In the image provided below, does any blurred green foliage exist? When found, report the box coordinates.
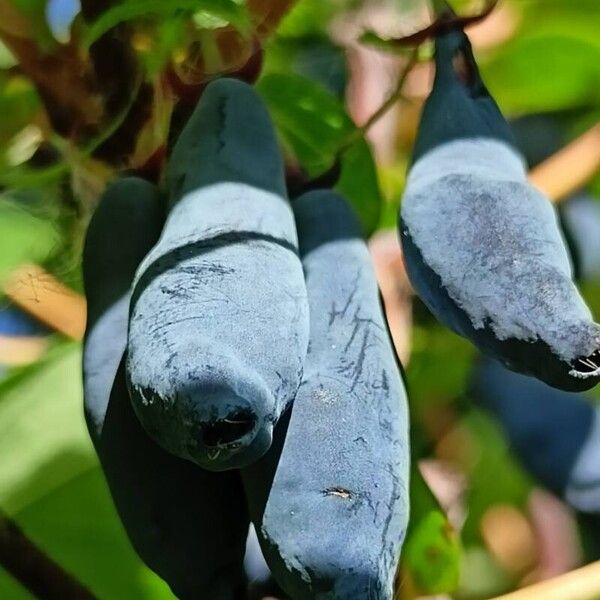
[0,0,599,598]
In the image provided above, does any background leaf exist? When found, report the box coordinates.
[257,72,382,234]
[484,34,600,113]
[0,195,59,290]
[84,0,251,45]
[402,466,461,595]
[0,342,172,598]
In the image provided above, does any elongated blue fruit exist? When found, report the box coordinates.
[243,190,410,599]
[399,27,600,391]
[127,78,309,470]
[472,358,600,514]
[83,178,249,599]
[511,114,600,283]
[560,194,600,283]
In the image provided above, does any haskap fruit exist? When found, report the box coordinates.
[399,23,600,392]
[83,178,249,599]
[472,357,600,514]
[243,189,410,599]
[126,78,309,470]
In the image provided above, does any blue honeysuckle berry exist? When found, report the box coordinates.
[83,178,249,599]
[126,79,310,470]
[472,357,600,515]
[399,28,600,392]
[243,190,410,600]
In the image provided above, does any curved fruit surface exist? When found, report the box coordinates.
[399,29,600,391]
[83,177,249,599]
[472,357,600,514]
[243,189,410,599]
[127,78,309,470]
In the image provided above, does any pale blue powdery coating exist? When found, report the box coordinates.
[83,295,129,435]
[82,178,250,598]
[128,185,308,465]
[402,137,600,363]
[259,190,410,600]
[127,79,309,469]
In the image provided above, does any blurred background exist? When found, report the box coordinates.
[0,0,599,598]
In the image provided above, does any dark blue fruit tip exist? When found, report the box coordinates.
[126,376,275,472]
[83,177,163,324]
[293,189,363,256]
[168,78,286,202]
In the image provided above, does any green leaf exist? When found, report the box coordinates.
[275,0,337,39]
[406,323,476,415]
[0,469,172,599]
[483,34,600,114]
[460,409,532,543]
[0,40,17,69]
[258,73,352,172]
[257,73,382,234]
[0,344,94,514]
[0,76,41,160]
[7,0,56,48]
[336,139,381,235]
[262,37,348,98]
[0,568,35,600]
[84,0,250,46]
[0,195,60,290]
[403,465,461,595]
[458,545,512,598]
[0,343,171,598]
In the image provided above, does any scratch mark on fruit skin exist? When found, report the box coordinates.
[322,487,353,500]
[243,191,408,600]
[131,230,298,309]
[328,271,360,326]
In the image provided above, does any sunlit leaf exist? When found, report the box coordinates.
[0,343,171,598]
[0,40,16,69]
[0,344,93,514]
[0,75,41,159]
[0,195,59,289]
[275,0,337,39]
[257,72,382,234]
[483,34,600,113]
[0,469,172,599]
[84,0,250,46]
[402,465,461,595]
[458,545,512,598]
